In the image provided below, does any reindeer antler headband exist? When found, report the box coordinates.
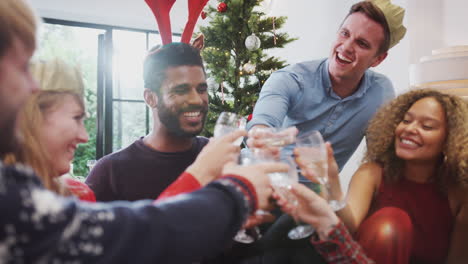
[145,0,210,44]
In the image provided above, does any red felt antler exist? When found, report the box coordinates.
[145,0,210,44]
[181,0,210,43]
[145,0,176,45]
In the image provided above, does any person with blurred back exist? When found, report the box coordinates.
[0,1,286,262]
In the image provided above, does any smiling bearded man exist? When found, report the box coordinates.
[154,61,209,138]
[86,43,210,202]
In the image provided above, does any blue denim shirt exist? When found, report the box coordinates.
[248,59,395,171]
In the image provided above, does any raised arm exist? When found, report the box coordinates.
[275,183,375,264]
[185,130,246,186]
[295,143,380,233]
[336,162,382,233]
[0,163,267,263]
[157,130,246,199]
[247,71,302,130]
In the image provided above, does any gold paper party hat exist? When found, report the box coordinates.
[371,0,407,49]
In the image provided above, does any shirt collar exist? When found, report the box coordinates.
[322,59,371,100]
[353,72,370,99]
[321,59,333,95]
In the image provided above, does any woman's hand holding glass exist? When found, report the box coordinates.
[286,130,346,239]
[295,141,346,211]
[275,183,340,240]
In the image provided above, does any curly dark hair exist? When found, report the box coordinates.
[364,89,468,189]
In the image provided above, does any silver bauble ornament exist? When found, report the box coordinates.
[245,33,261,51]
[253,0,275,15]
[206,77,218,90]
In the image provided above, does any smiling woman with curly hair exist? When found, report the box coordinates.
[365,89,468,188]
[333,89,468,264]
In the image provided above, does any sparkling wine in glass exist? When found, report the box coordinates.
[288,130,328,240]
[213,113,249,243]
[234,149,298,244]
[251,150,298,190]
[242,150,299,213]
[214,112,247,145]
[267,154,299,208]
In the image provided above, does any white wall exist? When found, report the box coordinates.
[443,0,468,46]
[406,0,444,64]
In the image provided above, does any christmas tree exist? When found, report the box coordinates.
[199,0,297,136]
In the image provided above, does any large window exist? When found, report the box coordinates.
[36,19,179,176]
[111,30,181,150]
[35,23,104,176]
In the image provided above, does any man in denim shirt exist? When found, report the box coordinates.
[248,0,406,171]
[243,1,407,263]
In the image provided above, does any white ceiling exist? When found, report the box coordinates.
[29,0,208,33]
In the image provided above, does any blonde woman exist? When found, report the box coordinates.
[5,59,94,201]
[0,0,291,262]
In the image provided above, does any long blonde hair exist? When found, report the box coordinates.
[5,59,85,196]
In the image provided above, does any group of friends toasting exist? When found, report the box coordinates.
[0,0,467,263]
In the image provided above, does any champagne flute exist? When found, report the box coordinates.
[265,153,299,208]
[234,149,299,244]
[87,160,97,172]
[213,112,247,145]
[295,131,346,210]
[288,130,328,240]
[213,112,250,243]
[242,149,299,194]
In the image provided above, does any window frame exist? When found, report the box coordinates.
[42,18,181,159]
